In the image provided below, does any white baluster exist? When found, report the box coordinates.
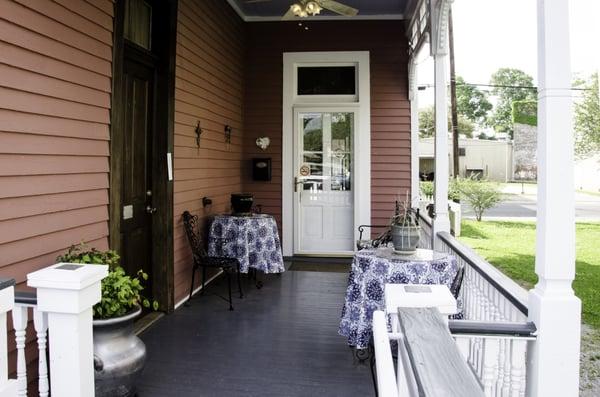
[502,339,512,397]
[11,305,28,397]
[454,336,470,361]
[0,283,17,395]
[510,339,527,397]
[33,309,49,397]
[483,338,500,396]
[496,338,506,395]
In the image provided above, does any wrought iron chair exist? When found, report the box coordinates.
[356,225,392,250]
[182,211,243,310]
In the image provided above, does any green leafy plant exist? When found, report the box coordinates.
[458,178,502,221]
[420,181,434,198]
[420,180,461,202]
[57,243,158,319]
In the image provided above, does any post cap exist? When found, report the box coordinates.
[28,263,108,291]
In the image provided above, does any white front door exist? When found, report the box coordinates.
[294,109,356,254]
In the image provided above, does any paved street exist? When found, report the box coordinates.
[461,184,600,221]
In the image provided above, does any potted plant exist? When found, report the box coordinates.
[57,243,157,397]
[390,196,421,254]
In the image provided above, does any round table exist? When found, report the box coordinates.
[208,214,285,274]
[338,247,458,349]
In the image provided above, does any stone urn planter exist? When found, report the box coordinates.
[391,224,421,253]
[93,306,146,397]
[390,196,421,254]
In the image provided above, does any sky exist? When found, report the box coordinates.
[417,0,600,107]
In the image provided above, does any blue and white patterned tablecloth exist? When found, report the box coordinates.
[208,214,285,274]
[339,248,458,349]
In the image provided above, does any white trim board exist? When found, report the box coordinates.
[224,1,405,22]
[282,51,371,257]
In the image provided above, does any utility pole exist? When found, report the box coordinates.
[449,6,459,178]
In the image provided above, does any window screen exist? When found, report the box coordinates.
[297,66,356,95]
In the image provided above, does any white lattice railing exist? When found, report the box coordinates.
[418,213,433,249]
[437,230,535,396]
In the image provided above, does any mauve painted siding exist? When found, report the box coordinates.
[173,0,246,304]
[243,21,411,232]
[0,0,114,388]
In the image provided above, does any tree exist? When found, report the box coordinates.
[419,106,474,138]
[458,178,503,221]
[489,68,537,137]
[574,73,600,158]
[455,76,492,126]
[419,107,435,138]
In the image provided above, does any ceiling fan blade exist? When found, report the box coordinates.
[282,7,296,20]
[319,0,358,16]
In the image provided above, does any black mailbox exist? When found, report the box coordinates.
[252,158,271,181]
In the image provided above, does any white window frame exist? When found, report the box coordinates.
[295,62,358,103]
[282,51,371,257]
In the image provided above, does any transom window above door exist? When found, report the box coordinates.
[295,64,358,102]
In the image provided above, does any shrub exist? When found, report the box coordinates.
[420,181,434,198]
[57,243,158,319]
[420,179,462,202]
[458,179,502,221]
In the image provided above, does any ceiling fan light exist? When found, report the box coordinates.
[305,1,322,15]
[290,3,303,16]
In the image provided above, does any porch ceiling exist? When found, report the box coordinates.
[228,0,411,20]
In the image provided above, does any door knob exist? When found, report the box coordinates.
[145,205,157,214]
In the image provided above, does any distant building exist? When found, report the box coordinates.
[419,137,513,182]
[575,155,600,192]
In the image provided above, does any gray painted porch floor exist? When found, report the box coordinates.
[137,265,373,396]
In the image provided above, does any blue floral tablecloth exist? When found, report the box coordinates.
[208,214,285,274]
[339,248,458,349]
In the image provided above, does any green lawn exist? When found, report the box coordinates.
[459,220,600,329]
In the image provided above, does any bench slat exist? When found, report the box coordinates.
[398,307,484,397]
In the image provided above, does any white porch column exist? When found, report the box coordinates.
[28,263,108,397]
[409,57,420,204]
[430,0,452,248]
[527,1,581,396]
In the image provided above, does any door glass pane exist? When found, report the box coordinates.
[330,113,353,191]
[125,0,152,50]
[303,114,322,151]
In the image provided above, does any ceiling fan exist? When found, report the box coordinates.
[244,0,359,19]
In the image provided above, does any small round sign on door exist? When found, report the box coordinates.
[299,164,310,177]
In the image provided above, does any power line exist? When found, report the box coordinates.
[418,82,593,91]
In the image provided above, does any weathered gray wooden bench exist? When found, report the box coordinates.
[372,307,484,397]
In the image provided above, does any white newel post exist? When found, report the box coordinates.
[430,0,452,249]
[0,279,17,396]
[409,56,420,205]
[28,263,108,397]
[527,1,582,396]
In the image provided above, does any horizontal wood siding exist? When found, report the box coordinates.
[244,21,411,233]
[0,0,114,389]
[173,0,246,304]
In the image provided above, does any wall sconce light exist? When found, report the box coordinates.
[195,121,202,148]
[224,125,232,144]
[256,137,270,150]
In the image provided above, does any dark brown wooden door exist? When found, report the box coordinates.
[121,56,155,295]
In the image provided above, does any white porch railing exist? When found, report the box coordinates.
[11,292,49,397]
[410,215,537,396]
[1,264,107,397]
